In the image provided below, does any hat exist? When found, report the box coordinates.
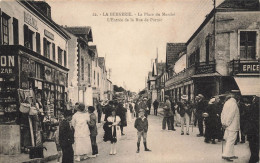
[165,95,169,99]
[181,95,188,100]
[198,94,204,99]
[77,103,85,112]
[208,98,216,104]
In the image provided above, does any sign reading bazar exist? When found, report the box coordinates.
[0,56,15,74]
[240,62,259,73]
[24,12,38,30]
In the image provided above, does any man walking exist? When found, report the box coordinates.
[221,93,240,162]
[97,100,103,123]
[162,95,173,131]
[153,99,159,116]
[196,94,206,137]
[146,98,152,115]
[177,95,191,135]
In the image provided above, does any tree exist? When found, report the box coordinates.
[114,85,125,92]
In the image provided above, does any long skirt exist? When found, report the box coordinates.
[74,137,92,156]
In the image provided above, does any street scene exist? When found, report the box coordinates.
[0,0,259,163]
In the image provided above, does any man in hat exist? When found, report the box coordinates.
[196,94,207,137]
[177,95,191,135]
[96,100,103,123]
[162,95,173,131]
[59,110,74,163]
[134,109,151,153]
[221,93,240,162]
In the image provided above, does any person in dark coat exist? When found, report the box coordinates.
[59,110,74,163]
[196,94,207,137]
[204,98,219,144]
[96,101,103,123]
[104,101,114,122]
[153,99,159,116]
[88,106,98,156]
[146,98,152,115]
[134,99,140,118]
[116,102,127,135]
[162,95,173,131]
[243,96,259,163]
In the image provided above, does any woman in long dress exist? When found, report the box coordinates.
[104,107,121,155]
[71,103,92,161]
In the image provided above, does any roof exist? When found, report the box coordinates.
[21,1,70,40]
[64,26,93,42]
[166,43,186,70]
[98,57,105,68]
[186,0,259,45]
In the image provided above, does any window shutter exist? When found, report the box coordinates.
[52,43,55,61]
[24,24,29,47]
[13,18,19,45]
[0,9,2,45]
[43,37,47,57]
[64,50,67,67]
[36,33,41,54]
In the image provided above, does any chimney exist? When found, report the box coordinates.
[33,1,52,19]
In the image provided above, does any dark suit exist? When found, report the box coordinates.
[59,119,74,163]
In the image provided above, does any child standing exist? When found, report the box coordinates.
[88,106,99,157]
[134,110,151,153]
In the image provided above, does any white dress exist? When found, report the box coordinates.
[71,111,92,155]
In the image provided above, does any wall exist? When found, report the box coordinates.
[0,1,68,67]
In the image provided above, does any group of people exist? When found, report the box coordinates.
[159,92,259,163]
[58,103,99,163]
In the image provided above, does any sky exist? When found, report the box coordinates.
[47,0,224,92]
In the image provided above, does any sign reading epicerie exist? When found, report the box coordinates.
[240,62,259,73]
[0,56,15,74]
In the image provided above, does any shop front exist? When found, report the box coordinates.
[0,45,68,155]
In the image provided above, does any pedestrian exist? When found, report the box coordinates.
[59,110,74,163]
[221,93,240,162]
[170,98,176,131]
[87,106,99,157]
[153,99,159,116]
[146,98,152,115]
[134,110,151,153]
[177,95,191,135]
[139,98,149,118]
[97,100,103,123]
[196,94,207,137]
[243,96,259,163]
[116,101,127,135]
[204,98,219,144]
[134,99,140,118]
[103,107,121,155]
[162,95,173,131]
[71,103,92,161]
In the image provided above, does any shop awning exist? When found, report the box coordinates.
[192,72,221,78]
[234,77,260,96]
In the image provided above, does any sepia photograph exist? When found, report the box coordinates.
[0,0,259,162]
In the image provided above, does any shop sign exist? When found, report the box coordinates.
[44,30,54,40]
[0,55,15,74]
[195,64,215,74]
[239,62,259,73]
[24,12,38,30]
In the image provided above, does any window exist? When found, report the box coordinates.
[58,47,63,65]
[13,18,19,45]
[64,51,67,67]
[81,58,84,80]
[88,63,91,84]
[43,38,50,58]
[2,13,10,45]
[240,31,256,60]
[36,33,41,54]
[52,43,55,61]
[35,62,43,79]
[206,39,210,63]
[24,25,34,50]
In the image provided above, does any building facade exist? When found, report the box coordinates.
[165,0,260,101]
[64,26,94,106]
[0,0,70,154]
